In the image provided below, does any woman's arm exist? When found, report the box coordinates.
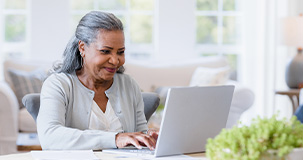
[114,75,156,150]
[131,78,148,132]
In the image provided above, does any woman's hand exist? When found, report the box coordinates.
[115,132,156,150]
[147,128,159,141]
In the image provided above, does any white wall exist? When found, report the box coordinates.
[156,0,196,61]
[30,0,70,61]
[28,0,197,62]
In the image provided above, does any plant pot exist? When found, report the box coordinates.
[287,148,303,160]
[260,150,286,160]
[260,148,303,160]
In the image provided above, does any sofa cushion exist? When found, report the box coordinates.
[7,69,46,109]
[4,59,52,85]
[189,66,230,86]
[124,56,228,92]
[19,108,37,132]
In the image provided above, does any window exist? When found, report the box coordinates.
[0,0,30,59]
[69,0,155,60]
[195,0,242,79]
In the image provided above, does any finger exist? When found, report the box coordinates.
[148,129,159,135]
[147,129,158,141]
[144,133,157,147]
[136,135,155,150]
[150,132,159,141]
[116,133,142,149]
[129,137,143,149]
[145,134,157,147]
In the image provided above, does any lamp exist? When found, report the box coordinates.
[280,15,303,88]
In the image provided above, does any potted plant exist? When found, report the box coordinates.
[206,115,303,160]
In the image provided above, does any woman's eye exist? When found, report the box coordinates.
[118,51,124,55]
[100,50,110,54]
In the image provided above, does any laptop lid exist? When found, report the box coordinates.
[154,85,234,157]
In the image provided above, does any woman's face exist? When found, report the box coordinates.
[79,29,125,81]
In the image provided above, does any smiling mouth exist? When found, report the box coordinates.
[104,67,117,73]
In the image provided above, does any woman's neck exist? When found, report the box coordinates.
[76,69,113,92]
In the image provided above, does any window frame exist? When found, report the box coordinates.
[69,0,156,60]
[0,0,31,59]
[195,0,243,58]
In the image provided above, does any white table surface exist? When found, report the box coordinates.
[0,151,207,160]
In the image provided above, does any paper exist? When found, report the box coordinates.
[31,150,99,160]
[149,154,200,160]
[17,133,40,146]
[101,151,201,160]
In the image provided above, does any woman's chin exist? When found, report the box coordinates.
[94,70,116,81]
[100,74,115,81]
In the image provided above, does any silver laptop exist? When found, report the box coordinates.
[103,85,234,158]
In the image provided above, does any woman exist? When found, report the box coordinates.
[37,11,157,150]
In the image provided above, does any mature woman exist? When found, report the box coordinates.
[37,11,157,150]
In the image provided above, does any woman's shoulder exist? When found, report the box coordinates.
[43,72,74,88]
[45,72,73,82]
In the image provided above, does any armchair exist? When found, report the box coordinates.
[0,82,18,154]
[22,92,160,122]
[0,59,49,155]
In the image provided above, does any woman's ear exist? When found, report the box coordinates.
[78,40,85,56]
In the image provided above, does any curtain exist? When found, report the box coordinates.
[239,0,290,123]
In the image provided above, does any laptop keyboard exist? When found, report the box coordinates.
[128,148,154,155]
[111,146,155,155]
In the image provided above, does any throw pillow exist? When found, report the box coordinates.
[189,66,230,87]
[7,69,47,109]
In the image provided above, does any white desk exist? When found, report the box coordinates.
[0,151,207,160]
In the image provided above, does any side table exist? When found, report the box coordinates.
[275,89,300,114]
[17,133,42,151]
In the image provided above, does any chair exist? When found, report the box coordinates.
[295,89,303,123]
[0,82,18,155]
[22,92,160,122]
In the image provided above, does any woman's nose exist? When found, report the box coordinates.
[109,55,119,65]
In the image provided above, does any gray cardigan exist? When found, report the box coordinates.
[37,72,148,150]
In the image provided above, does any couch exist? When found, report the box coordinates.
[0,56,254,155]
[124,57,255,128]
[0,59,53,155]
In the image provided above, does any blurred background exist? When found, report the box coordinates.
[1,0,303,123]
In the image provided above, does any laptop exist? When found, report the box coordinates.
[103,85,234,158]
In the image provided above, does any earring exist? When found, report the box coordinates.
[80,52,83,68]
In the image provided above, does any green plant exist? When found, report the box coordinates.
[156,104,164,113]
[206,115,303,160]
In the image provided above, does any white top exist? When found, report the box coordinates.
[89,101,123,132]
